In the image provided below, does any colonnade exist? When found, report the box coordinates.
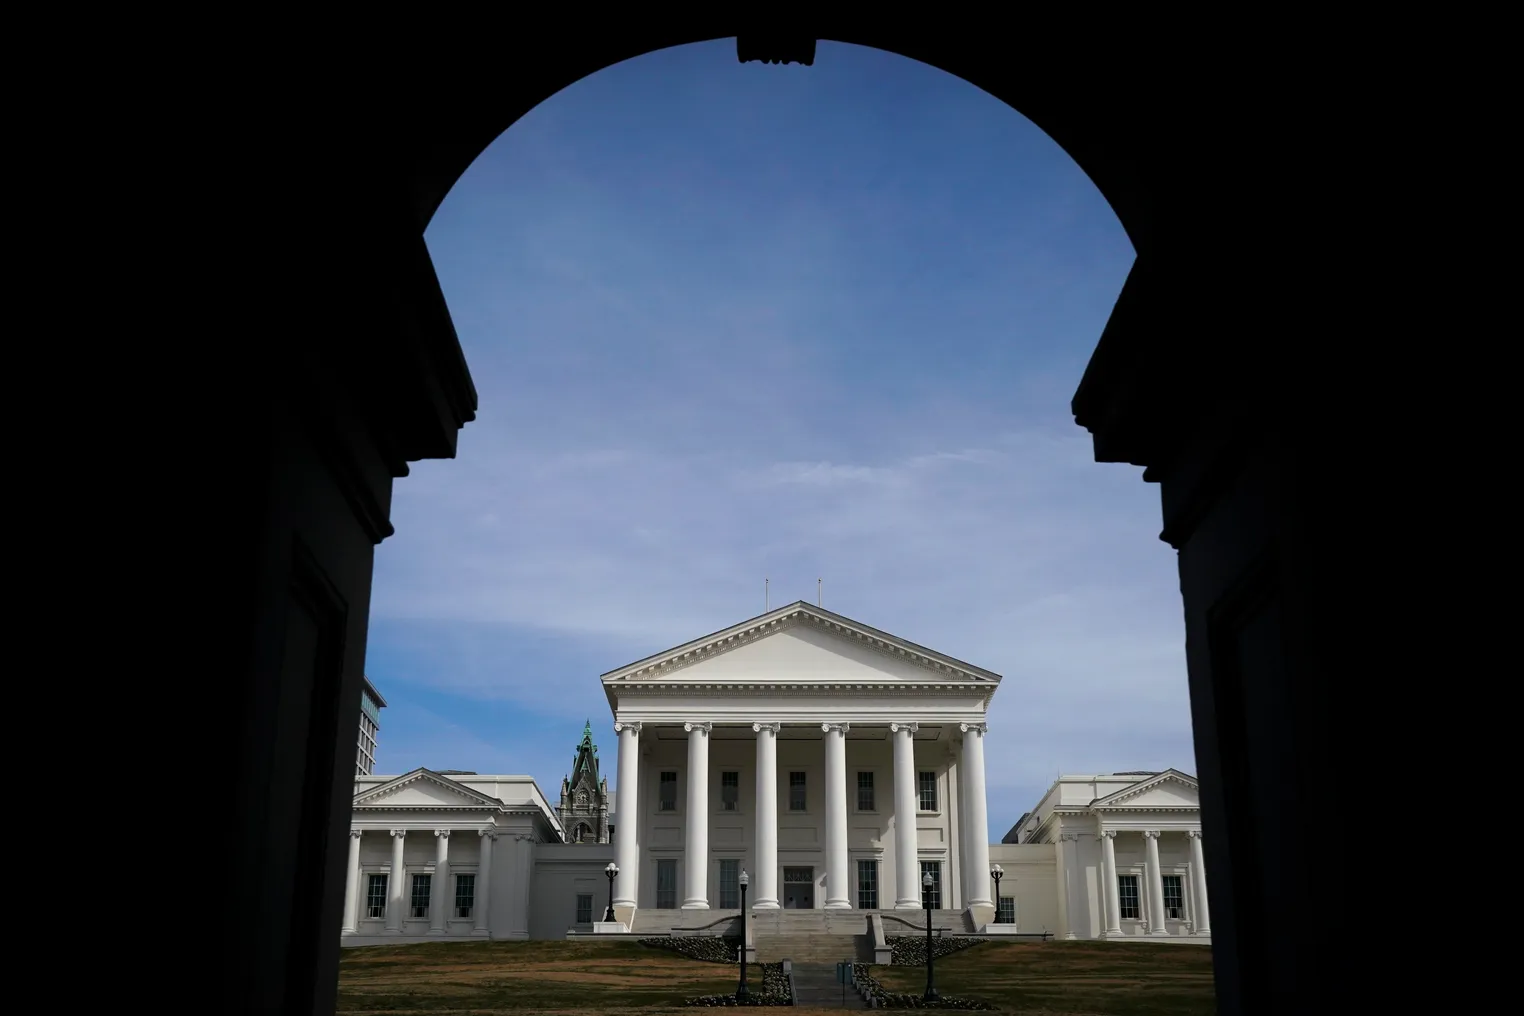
[1098,827,1212,936]
[339,827,495,936]
[611,719,993,912]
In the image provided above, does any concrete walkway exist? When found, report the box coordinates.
[789,962,867,1009]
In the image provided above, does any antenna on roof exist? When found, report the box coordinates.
[765,577,769,611]
[818,577,822,606]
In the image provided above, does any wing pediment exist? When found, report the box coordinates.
[1091,769,1199,811]
[354,768,505,810]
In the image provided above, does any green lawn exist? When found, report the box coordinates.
[872,939,1217,1015]
[336,939,737,1013]
[335,937,1217,1015]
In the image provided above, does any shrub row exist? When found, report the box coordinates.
[684,962,792,1006]
[850,962,997,1010]
[887,936,988,966]
[639,935,742,964]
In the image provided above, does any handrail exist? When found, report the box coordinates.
[878,914,951,936]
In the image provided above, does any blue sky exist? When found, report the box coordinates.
[366,40,1190,837]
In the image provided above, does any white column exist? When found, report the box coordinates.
[613,721,642,909]
[342,829,363,933]
[515,834,535,937]
[958,722,993,907]
[822,722,851,908]
[473,830,493,936]
[387,829,406,932]
[1144,830,1169,935]
[752,722,781,909]
[682,721,712,909]
[1056,833,1077,939]
[1101,830,1122,937]
[890,722,920,909]
[430,829,451,934]
[1188,830,1212,935]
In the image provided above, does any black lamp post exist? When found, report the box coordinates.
[990,864,1004,922]
[737,869,751,1001]
[922,871,939,1002]
[604,861,618,923]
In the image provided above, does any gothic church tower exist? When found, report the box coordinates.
[555,720,610,844]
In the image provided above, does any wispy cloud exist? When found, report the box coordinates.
[366,39,1186,824]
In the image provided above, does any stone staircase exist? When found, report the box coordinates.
[627,908,972,966]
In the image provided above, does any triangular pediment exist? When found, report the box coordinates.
[1091,769,1199,811]
[354,768,505,810]
[601,603,1001,686]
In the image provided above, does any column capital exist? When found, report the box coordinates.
[888,721,918,735]
[820,722,850,734]
[390,829,407,838]
[479,828,496,840]
[751,721,781,734]
[350,829,364,839]
[958,721,988,735]
[1059,833,1080,842]
[435,829,451,839]
[1143,829,1161,840]
[1101,830,1116,841]
[683,721,713,735]
[613,720,643,735]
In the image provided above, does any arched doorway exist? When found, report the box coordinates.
[226,28,1322,1016]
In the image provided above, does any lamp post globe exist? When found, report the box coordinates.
[737,869,751,1000]
[604,862,619,923]
[922,871,939,1001]
[990,864,1004,923]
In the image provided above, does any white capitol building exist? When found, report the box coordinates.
[341,602,1210,946]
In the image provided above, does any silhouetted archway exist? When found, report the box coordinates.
[226,26,1325,1016]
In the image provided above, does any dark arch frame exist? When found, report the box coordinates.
[225,27,1327,1016]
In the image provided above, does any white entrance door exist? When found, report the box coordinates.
[783,866,814,909]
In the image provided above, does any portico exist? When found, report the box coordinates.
[603,602,1001,927]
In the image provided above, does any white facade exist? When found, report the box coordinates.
[340,603,1209,945]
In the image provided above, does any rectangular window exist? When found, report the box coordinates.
[721,771,740,812]
[856,771,875,811]
[917,771,938,812]
[719,859,740,909]
[365,873,388,919]
[454,873,475,919]
[576,893,593,924]
[1117,875,1141,920]
[1162,875,1185,920]
[788,771,807,811]
[656,859,678,909]
[997,896,1016,925]
[919,861,942,909]
[857,859,879,910]
[410,873,432,919]
[659,771,678,811]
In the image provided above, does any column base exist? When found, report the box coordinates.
[824,900,852,909]
[1099,928,1123,939]
[427,928,446,936]
[1149,928,1171,936]
[471,928,490,937]
[681,900,711,910]
[752,900,780,910]
[1064,932,1078,940]
[893,900,921,910]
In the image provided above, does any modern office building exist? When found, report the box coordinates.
[357,676,386,776]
